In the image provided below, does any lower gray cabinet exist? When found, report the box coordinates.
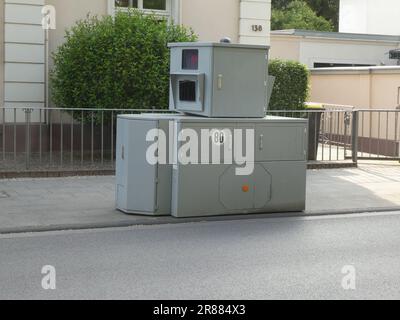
[116,114,308,218]
[116,116,173,216]
[171,162,306,218]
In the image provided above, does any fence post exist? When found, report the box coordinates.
[352,110,359,165]
[24,108,33,170]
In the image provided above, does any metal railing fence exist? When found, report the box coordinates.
[0,107,399,172]
[267,110,355,162]
[355,109,400,161]
[0,107,175,172]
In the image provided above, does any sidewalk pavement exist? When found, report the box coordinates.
[1,162,400,234]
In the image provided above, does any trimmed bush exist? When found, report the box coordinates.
[51,11,197,114]
[268,59,310,111]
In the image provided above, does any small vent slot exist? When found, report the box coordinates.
[179,81,196,102]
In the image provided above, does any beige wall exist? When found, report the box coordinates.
[181,0,240,43]
[0,0,4,113]
[310,73,371,108]
[310,70,400,109]
[46,0,268,49]
[370,74,400,108]
[46,0,108,67]
[45,0,108,107]
[43,0,241,107]
[310,69,400,140]
[270,37,300,61]
[46,0,241,55]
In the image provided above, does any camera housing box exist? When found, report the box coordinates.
[169,42,270,118]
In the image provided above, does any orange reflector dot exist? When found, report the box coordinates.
[242,185,250,193]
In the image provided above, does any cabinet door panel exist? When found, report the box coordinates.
[219,165,255,210]
[256,125,306,161]
[126,120,158,213]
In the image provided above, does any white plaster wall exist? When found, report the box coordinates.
[299,39,399,68]
[340,0,400,36]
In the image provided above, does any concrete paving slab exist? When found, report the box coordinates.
[306,161,400,213]
[0,162,400,234]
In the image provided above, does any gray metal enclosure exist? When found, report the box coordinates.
[169,42,270,118]
[171,117,308,218]
[116,115,175,216]
[116,41,308,218]
[116,114,308,217]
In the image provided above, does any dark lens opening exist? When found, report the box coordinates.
[182,50,199,70]
[179,81,196,102]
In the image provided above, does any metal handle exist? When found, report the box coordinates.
[217,74,223,90]
[121,145,125,160]
[259,134,264,150]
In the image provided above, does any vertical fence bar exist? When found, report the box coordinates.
[361,111,365,158]
[81,110,84,167]
[39,109,42,165]
[310,112,316,161]
[395,111,399,157]
[368,112,372,158]
[340,112,345,160]
[321,112,326,161]
[25,109,32,170]
[49,109,53,166]
[377,112,381,158]
[336,111,340,161]
[91,111,94,165]
[2,108,5,162]
[385,111,389,158]
[101,111,104,166]
[60,111,63,167]
[111,111,114,167]
[71,111,74,167]
[329,112,333,161]
[344,112,349,158]
[14,109,17,166]
[352,110,359,164]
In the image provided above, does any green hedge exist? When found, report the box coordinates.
[51,11,197,113]
[268,59,310,111]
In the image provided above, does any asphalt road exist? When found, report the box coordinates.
[1,211,400,300]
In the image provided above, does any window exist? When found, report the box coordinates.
[143,0,167,10]
[389,49,400,60]
[114,0,169,14]
[115,0,138,8]
[110,0,179,22]
[182,50,199,70]
[314,62,374,68]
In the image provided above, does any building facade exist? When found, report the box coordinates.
[340,0,400,36]
[270,30,400,69]
[0,0,271,115]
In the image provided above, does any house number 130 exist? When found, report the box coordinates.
[252,25,263,32]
